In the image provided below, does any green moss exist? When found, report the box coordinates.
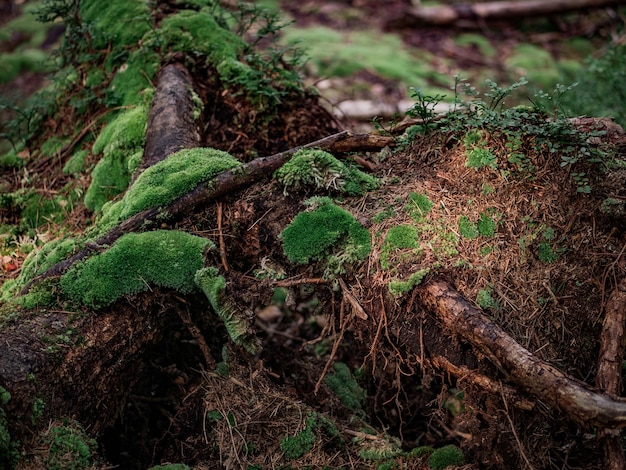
[281,26,450,95]
[280,414,319,459]
[324,362,366,413]
[63,150,88,175]
[453,33,496,57]
[476,288,499,310]
[41,136,67,158]
[428,444,464,470]
[108,49,159,106]
[0,386,18,469]
[85,105,148,211]
[405,192,433,221]
[275,149,380,196]
[80,0,152,50]
[388,268,430,297]
[380,225,419,270]
[41,422,97,470]
[195,267,260,354]
[0,150,24,170]
[158,10,244,64]
[458,216,479,239]
[96,147,241,232]
[477,212,496,237]
[506,43,562,90]
[60,230,211,307]
[407,446,434,458]
[280,199,371,269]
[0,49,52,84]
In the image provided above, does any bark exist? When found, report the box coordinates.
[595,279,626,469]
[389,0,624,27]
[138,63,201,176]
[21,130,393,294]
[419,277,626,428]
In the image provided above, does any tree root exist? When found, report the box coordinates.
[595,278,626,469]
[419,277,626,428]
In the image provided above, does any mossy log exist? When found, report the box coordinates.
[389,0,625,27]
[418,277,626,429]
[137,62,201,176]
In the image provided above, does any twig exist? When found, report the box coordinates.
[338,278,368,320]
[500,385,536,470]
[217,202,229,272]
[274,278,327,287]
[177,306,215,370]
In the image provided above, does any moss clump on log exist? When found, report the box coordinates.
[274,148,380,196]
[60,230,211,307]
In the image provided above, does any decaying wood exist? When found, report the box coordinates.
[419,278,626,428]
[390,0,624,27]
[21,130,392,295]
[595,278,626,469]
[137,63,201,176]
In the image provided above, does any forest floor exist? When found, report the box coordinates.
[1,1,626,470]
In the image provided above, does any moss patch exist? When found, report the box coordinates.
[380,224,420,270]
[281,26,450,95]
[389,268,430,297]
[274,149,380,196]
[195,267,260,354]
[280,198,371,270]
[324,362,366,413]
[60,230,211,307]
[85,105,149,212]
[96,147,241,233]
[428,444,464,470]
[79,0,152,50]
[39,421,97,470]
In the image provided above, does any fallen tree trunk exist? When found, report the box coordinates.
[419,277,626,428]
[390,0,624,27]
[21,130,393,294]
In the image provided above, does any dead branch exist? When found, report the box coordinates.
[21,130,392,295]
[389,0,625,27]
[595,278,626,469]
[419,277,626,429]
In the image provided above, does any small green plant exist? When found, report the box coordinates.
[428,445,464,470]
[0,386,18,469]
[476,288,499,310]
[458,216,479,239]
[477,212,497,237]
[324,362,366,413]
[405,87,446,132]
[41,421,97,470]
[280,414,319,459]
[32,397,45,424]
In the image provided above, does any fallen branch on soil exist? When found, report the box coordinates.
[390,0,624,27]
[21,130,393,295]
[419,277,626,428]
[595,278,626,469]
